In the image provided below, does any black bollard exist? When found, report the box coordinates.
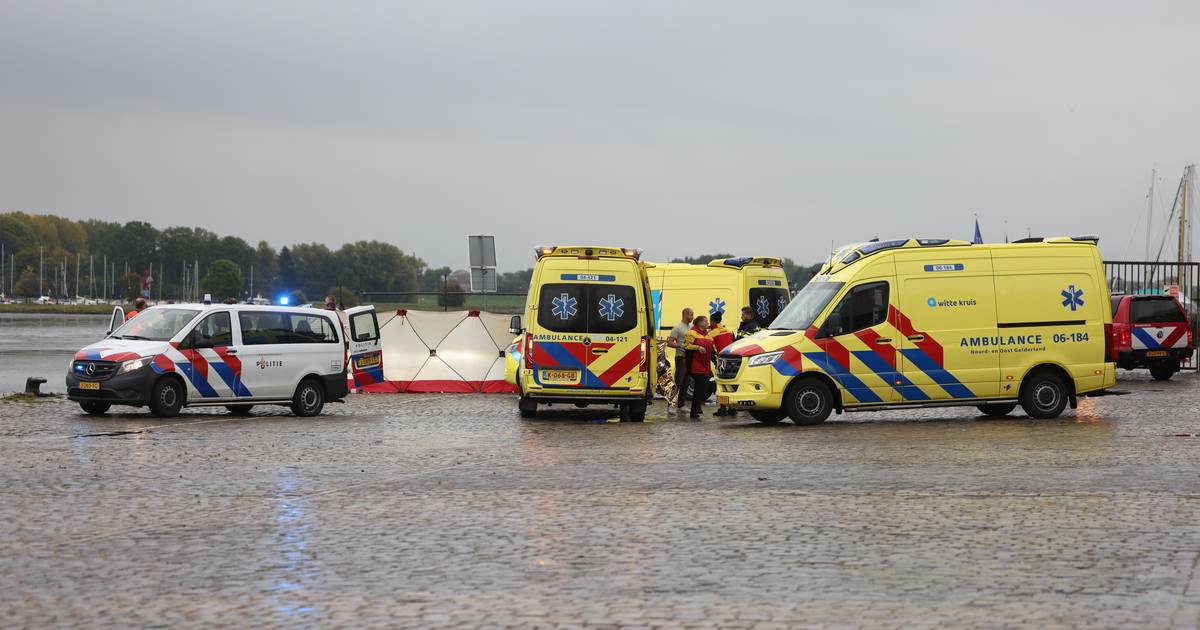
[24,377,47,396]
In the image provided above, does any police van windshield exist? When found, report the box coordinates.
[537,283,638,335]
[768,282,845,331]
[111,308,201,341]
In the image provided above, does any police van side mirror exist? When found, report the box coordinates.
[509,315,523,335]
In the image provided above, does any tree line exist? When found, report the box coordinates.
[0,212,461,302]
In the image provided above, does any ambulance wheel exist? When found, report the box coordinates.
[149,377,185,418]
[291,378,325,417]
[518,396,537,418]
[1019,371,1068,420]
[79,401,111,415]
[748,409,787,424]
[976,403,1017,418]
[783,378,833,426]
[225,405,254,415]
[1149,361,1177,381]
[623,401,647,422]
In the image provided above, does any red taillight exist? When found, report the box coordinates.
[639,335,649,372]
[524,334,534,369]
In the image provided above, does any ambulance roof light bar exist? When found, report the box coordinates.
[621,248,642,260]
[534,246,556,259]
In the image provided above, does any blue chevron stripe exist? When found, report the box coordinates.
[851,350,930,401]
[899,349,974,399]
[803,352,883,404]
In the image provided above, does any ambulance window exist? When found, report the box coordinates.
[537,284,588,333]
[748,288,791,328]
[821,282,889,337]
[588,285,637,335]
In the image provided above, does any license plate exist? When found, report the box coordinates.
[1147,350,1168,357]
[717,395,730,405]
[79,381,100,391]
[540,369,580,384]
[355,354,381,369]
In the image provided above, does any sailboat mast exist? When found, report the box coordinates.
[1145,168,1156,259]
[1180,165,1194,285]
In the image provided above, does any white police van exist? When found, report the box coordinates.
[67,301,383,417]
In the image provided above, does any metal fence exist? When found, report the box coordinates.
[1104,260,1199,371]
[356,291,526,313]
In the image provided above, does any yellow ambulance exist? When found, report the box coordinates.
[716,237,1116,424]
[508,246,658,421]
[646,257,791,339]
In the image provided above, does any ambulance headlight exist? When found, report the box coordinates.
[118,357,152,375]
[746,351,784,367]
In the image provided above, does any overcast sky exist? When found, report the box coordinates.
[2,1,1198,270]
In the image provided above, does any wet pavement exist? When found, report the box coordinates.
[2,372,1199,628]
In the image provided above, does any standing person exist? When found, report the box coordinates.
[324,295,350,339]
[707,312,736,416]
[737,305,760,338]
[125,297,147,322]
[666,307,694,411]
[686,315,714,419]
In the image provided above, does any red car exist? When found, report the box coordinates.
[1109,294,1195,380]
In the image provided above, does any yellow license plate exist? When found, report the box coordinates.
[355,354,381,368]
[79,381,101,390]
[717,395,730,405]
[1146,350,1168,357]
[540,369,580,384]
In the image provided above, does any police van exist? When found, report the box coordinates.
[716,237,1116,424]
[67,301,382,417]
[508,246,657,421]
[646,257,791,339]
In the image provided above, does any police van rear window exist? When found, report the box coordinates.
[537,283,638,334]
[1130,297,1186,324]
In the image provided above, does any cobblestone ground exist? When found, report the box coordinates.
[2,372,1199,628]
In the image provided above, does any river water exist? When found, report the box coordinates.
[0,314,111,393]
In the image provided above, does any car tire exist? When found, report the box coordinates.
[149,377,185,418]
[79,401,111,415]
[518,396,537,418]
[225,405,254,415]
[1149,361,1177,381]
[783,378,834,426]
[625,401,647,422]
[1019,371,1068,420]
[748,409,788,424]
[290,378,325,417]
[976,403,1017,418]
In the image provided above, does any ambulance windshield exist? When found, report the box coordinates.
[111,308,201,341]
[768,282,844,331]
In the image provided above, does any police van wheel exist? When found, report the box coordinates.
[291,378,325,417]
[225,405,254,415]
[784,378,833,426]
[748,409,787,424]
[149,378,185,418]
[1019,372,1068,420]
[518,396,537,418]
[976,403,1017,418]
[79,401,111,415]
[1149,361,1177,381]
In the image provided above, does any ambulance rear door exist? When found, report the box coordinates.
[345,305,384,389]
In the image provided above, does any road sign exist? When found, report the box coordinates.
[471,268,497,293]
[468,235,497,293]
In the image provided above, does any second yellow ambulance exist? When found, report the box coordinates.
[647,257,791,337]
[716,237,1116,424]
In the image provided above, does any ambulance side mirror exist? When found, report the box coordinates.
[509,315,523,335]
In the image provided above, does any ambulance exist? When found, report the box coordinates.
[716,237,1116,424]
[66,301,383,418]
[647,257,791,338]
[508,245,657,421]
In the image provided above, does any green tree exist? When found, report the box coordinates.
[419,266,453,292]
[276,246,299,294]
[289,242,337,298]
[14,268,38,297]
[437,281,466,308]
[497,269,533,293]
[120,271,143,302]
[200,259,243,300]
[253,240,278,295]
[669,253,735,265]
[327,286,360,308]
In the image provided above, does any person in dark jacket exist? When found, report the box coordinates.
[737,305,760,338]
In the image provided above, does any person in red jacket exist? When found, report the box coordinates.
[687,315,715,419]
[707,312,736,416]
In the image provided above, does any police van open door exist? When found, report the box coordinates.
[345,306,384,389]
[107,306,125,336]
